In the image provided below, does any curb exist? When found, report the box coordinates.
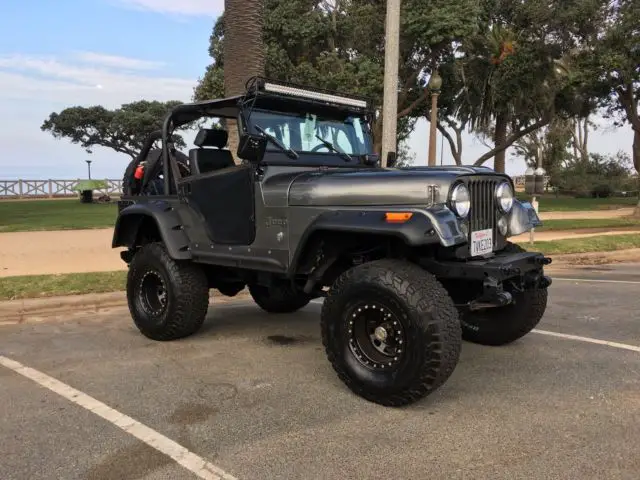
[0,289,252,325]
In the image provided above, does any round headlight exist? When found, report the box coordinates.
[496,181,514,213]
[450,183,470,218]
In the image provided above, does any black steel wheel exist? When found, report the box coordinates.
[346,300,406,371]
[127,242,209,341]
[137,270,169,317]
[321,259,462,407]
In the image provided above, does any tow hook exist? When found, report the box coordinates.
[534,256,553,266]
[465,275,514,311]
[468,291,513,311]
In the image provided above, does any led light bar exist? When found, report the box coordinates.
[263,81,368,109]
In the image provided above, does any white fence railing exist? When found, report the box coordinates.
[0,179,123,199]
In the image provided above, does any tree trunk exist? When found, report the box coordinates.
[633,128,640,217]
[493,112,508,173]
[224,0,265,163]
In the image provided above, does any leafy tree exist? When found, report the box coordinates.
[555,151,633,197]
[195,0,605,171]
[41,100,185,159]
[555,150,634,198]
[512,116,575,186]
[194,0,481,154]
[447,0,600,172]
[574,0,640,213]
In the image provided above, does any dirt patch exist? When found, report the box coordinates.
[538,208,635,220]
[548,248,640,266]
[512,228,640,243]
[0,229,125,277]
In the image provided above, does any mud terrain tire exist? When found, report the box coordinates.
[321,259,462,407]
[127,242,209,341]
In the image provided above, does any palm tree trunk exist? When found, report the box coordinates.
[493,112,508,173]
[224,0,265,163]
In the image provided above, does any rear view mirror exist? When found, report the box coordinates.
[238,133,267,163]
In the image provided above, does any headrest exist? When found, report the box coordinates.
[194,129,228,149]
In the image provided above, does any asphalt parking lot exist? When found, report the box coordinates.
[1,263,639,480]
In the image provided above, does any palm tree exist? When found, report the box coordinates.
[223,0,266,162]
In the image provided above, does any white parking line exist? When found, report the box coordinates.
[0,355,238,480]
[553,278,640,285]
[532,330,640,353]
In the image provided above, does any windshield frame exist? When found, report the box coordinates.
[241,98,376,168]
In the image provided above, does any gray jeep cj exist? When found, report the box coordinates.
[113,77,552,407]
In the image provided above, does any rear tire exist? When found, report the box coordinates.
[321,259,462,407]
[248,283,312,313]
[459,242,549,346]
[127,242,209,341]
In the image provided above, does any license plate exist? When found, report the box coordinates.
[470,229,493,257]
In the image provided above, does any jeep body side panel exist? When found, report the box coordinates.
[112,200,192,260]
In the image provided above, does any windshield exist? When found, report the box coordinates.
[248,109,373,156]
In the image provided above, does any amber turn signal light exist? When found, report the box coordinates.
[384,212,413,223]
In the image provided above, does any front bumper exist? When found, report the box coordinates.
[421,250,552,310]
[422,250,552,282]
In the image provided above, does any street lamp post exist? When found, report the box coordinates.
[85,160,92,180]
[427,70,442,167]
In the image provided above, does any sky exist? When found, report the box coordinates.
[0,0,634,181]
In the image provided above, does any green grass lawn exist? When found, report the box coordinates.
[0,199,118,232]
[524,233,640,255]
[537,217,640,231]
[0,271,126,301]
[516,194,638,212]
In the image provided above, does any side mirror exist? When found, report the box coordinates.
[359,153,380,166]
[386,151,397,168]
[238,133,267,164]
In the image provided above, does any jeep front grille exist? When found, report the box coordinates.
[467,178,498,244]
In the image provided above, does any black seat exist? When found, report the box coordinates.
[188,129,235,175]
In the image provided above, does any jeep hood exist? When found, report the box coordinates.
[287,166,497,207]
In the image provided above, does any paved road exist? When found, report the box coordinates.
[1,264,639,479]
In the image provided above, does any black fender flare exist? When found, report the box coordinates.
[112,201,192,260]
[288,209,444,275]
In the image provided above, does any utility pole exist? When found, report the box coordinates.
[427,70,442,166]
[380,0,400,167]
